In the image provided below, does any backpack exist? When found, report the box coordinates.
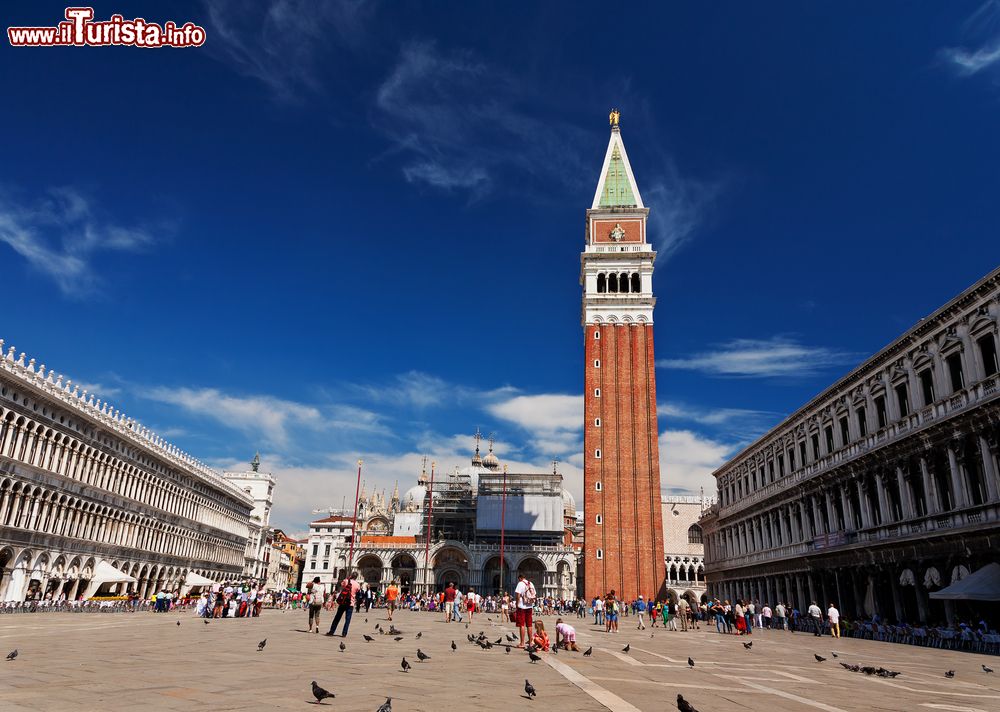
[335,581,351,606]
[522,581,537,607]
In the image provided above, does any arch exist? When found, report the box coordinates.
[687,524,703,544]
[596,273,606,293]
[630,272,641,293]
[432,544,470,590]
[608,273,618,293]
[390,553,417,590]
[355,554,383,587]
[482,555,513,594]
[619,272,629,292]
[515,556,545,594]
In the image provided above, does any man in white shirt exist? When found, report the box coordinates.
[807,601,823,636]
[827,602,840,638]
[453,587,464,623]
[514,573,536,648]
[775,602,787,630]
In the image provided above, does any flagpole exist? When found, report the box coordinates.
[347,459,363,575]
[424,461,436,595]
[500,464,508,594]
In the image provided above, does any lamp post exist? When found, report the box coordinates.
[347,459,363,575]
[424,461,436,595]
[499,464,508,594]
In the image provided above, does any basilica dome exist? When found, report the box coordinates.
[561,488,576,514]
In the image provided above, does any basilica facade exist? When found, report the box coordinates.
[304,438,580,599]
[0,340,254,601]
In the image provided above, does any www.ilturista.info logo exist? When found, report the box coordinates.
[7,7,206,48]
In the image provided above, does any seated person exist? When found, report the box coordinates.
[532,620,550,651]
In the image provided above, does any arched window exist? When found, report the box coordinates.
[608,273,618,293]
[620,273,629,292]
[631,273,641,293]
[596,273,606,293]
[687,524,703,544]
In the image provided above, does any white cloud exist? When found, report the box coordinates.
[374,41,591,198]
[203,0,373,100]
[140,386,384,447]
[644,171,722,260]
[0,187,154,297]
[487,393,582,458]
[657,336,857,378]
[659,429,733,497]
[941,1,1000,76]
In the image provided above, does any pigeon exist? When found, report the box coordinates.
[485,641,494,650]
[743,642,752,650]
[376,698,392,712]
[401,657,411,672]
[363,635,375,642]
[984,664,994,673]
[839,662,853,671]
[394,636,404,642]
[6,650,17,661]
[506,645,511,654]
[622,643,630,653]
[311,681,336,703]
[416,648,430,662]
[815,654,826,662]
[451,640,457,652]
[676,694,698,712]
[831,652,838,658]
[687,657,695,668]
[887,671,901,678]
[466,623,470,629]
[945,670,955,678]
[258,639,267,652]
[339,641,346,653]
[495,637,503,645]
[525,679,536,699]
[176,621,181,626]
[528,651,542,663]
[552,645,557,655]
[861,666,876,676]
[583,646,593,657]
[416,632,422,640]
[365,618,369,623]
[204,620,210,625]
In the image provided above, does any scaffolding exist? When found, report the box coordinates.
[421,466,478,544]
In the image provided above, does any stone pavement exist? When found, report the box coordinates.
[1,609,999,711]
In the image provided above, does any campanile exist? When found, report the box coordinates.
[581,110,665,601]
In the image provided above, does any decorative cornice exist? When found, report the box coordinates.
[0,337,252,503]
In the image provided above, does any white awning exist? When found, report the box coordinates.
[184,572,215,587]
[930,563,1000,602]
[91,561,136,585]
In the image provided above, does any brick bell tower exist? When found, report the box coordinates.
[581,109,666,602]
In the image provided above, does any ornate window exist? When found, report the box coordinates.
[596,273,607,293]
[631,273,641,293]
[687,525,703,544]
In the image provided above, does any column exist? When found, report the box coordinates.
[812,495,825,536]
[875,472,891,522]
[896,466,915,519]
[920,456,940,514]
[889,570,904,623]
[856,480,872,528]
[946,445,968,510]
[978,435,999,503]
[840,486,853,530]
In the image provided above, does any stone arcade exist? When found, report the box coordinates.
[0,341,254,601]
[701,267,1000,623]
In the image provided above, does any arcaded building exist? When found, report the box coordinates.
[0,340,254,601]
[701,267,1000,623]
[662,495,709,604]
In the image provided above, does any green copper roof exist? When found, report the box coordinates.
[598,144,637,207]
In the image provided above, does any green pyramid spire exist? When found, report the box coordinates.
[598,144,637,207]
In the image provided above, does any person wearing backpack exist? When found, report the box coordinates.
[326,572,361,638]
[305,577,324,634]
[514,573,537,648]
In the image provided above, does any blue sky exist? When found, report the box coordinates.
[2,1,999,533]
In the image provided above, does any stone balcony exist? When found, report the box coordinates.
[719,373,1000,519]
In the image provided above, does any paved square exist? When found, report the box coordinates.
[1,610,998,712]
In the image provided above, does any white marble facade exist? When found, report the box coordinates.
[0,341,254,601]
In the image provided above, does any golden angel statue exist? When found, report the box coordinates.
[609,108,621,128]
